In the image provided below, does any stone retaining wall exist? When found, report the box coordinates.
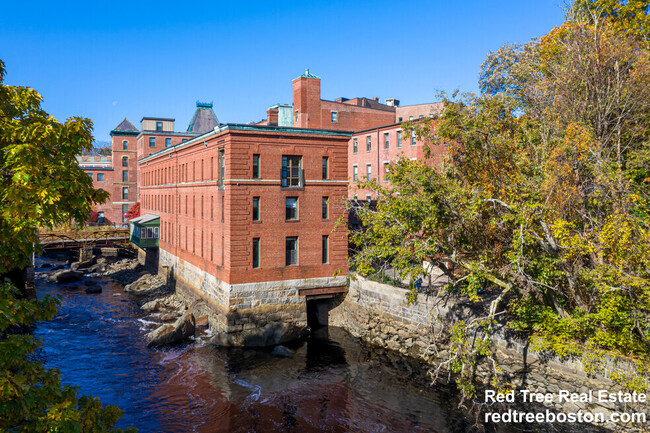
[329,276,648,432]
[147,247,346,346]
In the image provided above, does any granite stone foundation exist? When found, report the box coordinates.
[329,275,648,432]
[143,247,345,346]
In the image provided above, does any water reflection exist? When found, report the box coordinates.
[36,260,592,433]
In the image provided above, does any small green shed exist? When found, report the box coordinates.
[129,213,160,248]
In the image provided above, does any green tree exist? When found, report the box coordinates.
[0,60,108,275]
[350,4,650,403]
[0,60,133,432]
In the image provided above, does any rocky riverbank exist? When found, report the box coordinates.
[41,254,209,347]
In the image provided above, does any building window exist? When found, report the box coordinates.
[252,238,260,268]
[97,173,104,182]
[411,131,416,146]
[252,197,260,221]
[285,197,298,220]
[122,156,128,167]
[122,204,129,223]
[322,235,328,264]
[122,140,128,150]
[295,110,299,122]
[122,170,128,182]
[252,154,260,179]
[366,163,372,180]
[322,156,328,180]
[384,133,389,149]
[156,121,163,132]
[281,155,302,187]
[149,137,156,147]
[398,117,403,122]
[165,137,172,147]
[87,173,93,180]
[366,136,371,152]
[353,165,358,182]
[219,149,225,187]
[384,162,390,180]
[331,111,337,123]
[397,130,402,148]
[409,116,414,121]
[419,115,424,119]
[352,138,358,154]
[322,197,328,219]
[286,237,298,266]
[122,187,129,200]
[366,194,372,202]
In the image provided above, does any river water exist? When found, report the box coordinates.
[33,261,531,433]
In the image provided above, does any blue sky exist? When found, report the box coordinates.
[1,1,566,143]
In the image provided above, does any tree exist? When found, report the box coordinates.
[349,4,650,403]
[0,60,109,275]
[0,60,133,432]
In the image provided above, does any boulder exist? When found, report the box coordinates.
[213,322,309,347]
[55,270,83,284]
[146,310,195,347]
[140,300,161,312]
[193,302,211,327]
[70,257,95,271]
[125,273,163,294]
[86,263,106,274]
[39,263,53,269]
[271,345,294,358]
[85,285,102,294]
[96,257,108,265]
[160,313,179,322]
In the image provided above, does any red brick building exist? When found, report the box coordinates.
[79,103,219,225]
[348,118,448,200]
[138,124,350,345]
[292,69,397,131]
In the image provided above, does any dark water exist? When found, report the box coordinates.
[33,260,529,433]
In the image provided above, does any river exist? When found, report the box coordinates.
[33,260,535,433]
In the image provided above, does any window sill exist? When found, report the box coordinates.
[281,187,304,191]
[285,219,300,223]
[253,220,262,224]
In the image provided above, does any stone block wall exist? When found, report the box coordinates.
[329,276,648,431]
[155,246,345,346]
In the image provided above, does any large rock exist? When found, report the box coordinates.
[85,285,102,294]
[55,270,84,284]
[192,302,211,327]
[146,310,195,347]
[271,345,294,358]
[140,300,161,312]
[125,273,164,295]
[86,263,107,274]
[70,257,96,271]
[213,322,308,347]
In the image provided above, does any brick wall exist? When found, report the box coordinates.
[348,120,448,199]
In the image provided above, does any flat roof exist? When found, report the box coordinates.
[139,123,352,163]
[130,213,160,224]
[140,117,175,122]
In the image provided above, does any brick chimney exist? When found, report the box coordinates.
[267,107,279,126]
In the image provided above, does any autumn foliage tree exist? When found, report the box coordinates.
[0,60,134,432]
[350,2,650,401]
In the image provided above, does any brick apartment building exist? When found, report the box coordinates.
[348,108,448,201]
[80,102,219,224]
[137,123,350,344]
